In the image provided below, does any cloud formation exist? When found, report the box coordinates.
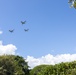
[0,31,3,34]
[26,54,76,68]
[0,41,17,55]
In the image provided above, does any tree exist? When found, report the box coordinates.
[0,55,29,75]
[68,0,76,9]
[30,65,48,75]
[30,61,76,75]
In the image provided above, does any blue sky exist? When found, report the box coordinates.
[0,0,76,59]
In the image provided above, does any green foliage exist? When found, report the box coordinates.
[30,61,76,75]
[0,55,29,75]
[30,65,49,75]
[1,55,76,75]
[68,0,76,9]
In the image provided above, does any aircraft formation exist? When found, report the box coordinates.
[9,21,29,33]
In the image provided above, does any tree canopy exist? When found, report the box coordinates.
[0,55,29,75]
[30,61,76,75]
[1,55,76,75]
[68,0,76,9]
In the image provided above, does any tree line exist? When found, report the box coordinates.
[30,61,76,75]
[0,55,76,75]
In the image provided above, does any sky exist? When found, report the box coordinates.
[0,0,76,68]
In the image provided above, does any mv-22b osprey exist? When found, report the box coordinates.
[21,21,26,25]
[9,29,14,33]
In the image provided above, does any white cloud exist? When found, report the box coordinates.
[0,31,3,34]
[26,54,76,69]
[0,41,17,55]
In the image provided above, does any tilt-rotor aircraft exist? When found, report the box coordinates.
[24,29,29,32]
[9,29,14,33]
[21,21,26,25]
